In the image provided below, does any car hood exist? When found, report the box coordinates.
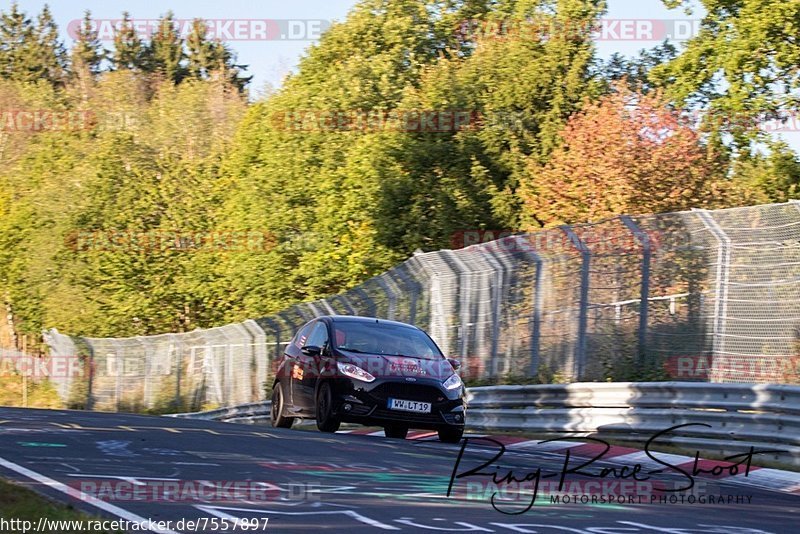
[337,352,454,380]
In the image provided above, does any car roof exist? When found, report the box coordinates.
[320,315,421,330]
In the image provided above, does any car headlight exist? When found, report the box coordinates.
[337,362,376,383]
[443,373,463,390]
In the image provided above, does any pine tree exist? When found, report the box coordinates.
[0,3,66,85]
[186,19,214,79]
[111,12,147,72]
[148,12,186,84]
[186,19,250,92]
[32,4,67,85]
[70,10,104,102]
[0,3,34,81]
[205,40,250,93]
[71,11,103,77]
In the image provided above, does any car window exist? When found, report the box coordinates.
[293,322,315,349]
[333,322,443,360]
[306,321,329,348]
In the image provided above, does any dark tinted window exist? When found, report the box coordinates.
[306,321,329,348]
[293,322,314,349]
[332,322,443,360]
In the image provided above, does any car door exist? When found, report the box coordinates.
[295,320,330,411]
[287,321,314,411]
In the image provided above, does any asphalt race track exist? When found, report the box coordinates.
[0,407,798,533]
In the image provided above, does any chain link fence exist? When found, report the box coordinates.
[43,201,800,411]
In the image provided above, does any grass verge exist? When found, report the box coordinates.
[0,478,123,533]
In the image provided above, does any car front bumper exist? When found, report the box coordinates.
[329,376,466,429]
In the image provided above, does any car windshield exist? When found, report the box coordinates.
[333,322,443,360]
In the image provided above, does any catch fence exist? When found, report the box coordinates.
[43,201,800,410]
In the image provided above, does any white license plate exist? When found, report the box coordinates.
[388,398,432,413]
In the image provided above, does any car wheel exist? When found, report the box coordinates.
[271,382,295,429]
[384,425,409,439]
[316,382,341,433]
[438,426,464,443]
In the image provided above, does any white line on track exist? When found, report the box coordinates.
[0,455,180,534]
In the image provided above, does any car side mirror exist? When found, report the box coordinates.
[302,345,322,357]
[447,358,461,370]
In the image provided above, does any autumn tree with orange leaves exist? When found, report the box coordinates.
[520,86,741,228]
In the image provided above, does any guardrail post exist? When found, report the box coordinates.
[561,225,590,379]
[620,216,652,365]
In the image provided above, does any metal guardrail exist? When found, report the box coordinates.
[168,401,272,424]
[169,382,800,468]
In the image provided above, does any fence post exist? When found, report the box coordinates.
[354,288,377,317]
[696,210,732,374]
[375,275,398,320]
[479,251,504,377]
[173,336,182,410]
[331,294,357,315]
[520,238,543,377]
[261,317,284,363]
[620,215,652,365]
[446,252,472,375]
[392,265,420,325]
[561,225,591,380]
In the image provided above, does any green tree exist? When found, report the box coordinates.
[652,0,800,146]
[111,12,147,72]
[32,4,66,85]
[186,19,214,79]
[215,0,604,319]
[0,3,66,86]
[185,18,250,91]
[733,141,800,203]
[148,12,186,84]
[598,42,678,93]
[71,11,104,77]
[0,3,34,81]
[70,10,104,103]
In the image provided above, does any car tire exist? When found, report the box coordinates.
[316,382,341,433]
[437,426,464,443]
[271,382,295,429]
[384,425,409,439]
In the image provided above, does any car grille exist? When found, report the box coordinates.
[371,383,444,403]
[371,408,445,424]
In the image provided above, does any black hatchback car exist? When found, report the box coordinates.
[270,316,466,442]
